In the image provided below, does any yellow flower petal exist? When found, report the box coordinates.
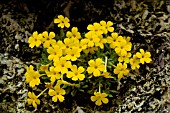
[54,18,60,23]
[107,21,113,26]
[35,99,40,105]
[29,80,36,87]
[66,72,73,78]
[145,58,152,63]
[87,24,94,30]
[91,96,97,102]
[58,95,65,102]
[78,66,85,73]
[58,15,64,19]
[136,52,142,58]
[123,69,129,75]
[98,65,105,71]
[140,58,145,64]
[101,93,108,97]
[32,101,37,108]
[140,49,144,54]
[95,58,102,66]
[145,52,151,57]
[100,20,106,25]
[108,27,114,32]
[27,99,33,105]
[93,69,100,76]
[49,32,55,38]
[48,89,56,96]
[114,68,119,74]
[52,95,58,102]
[102,98,109,104]
[60,89,66,95]
[65,23,70,28]
[72,76,78,81]
[78,74,85,80]
[42,31,48,38]
[95,100,102,106]
[33,31,38,37]
[118,73,123,79]
[87,67,94,74]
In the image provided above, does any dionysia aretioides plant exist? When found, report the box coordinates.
[25,15,152,108]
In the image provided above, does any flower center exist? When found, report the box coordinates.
[94,66,98,69]
[75,72,78,76]
[61,64,64,67]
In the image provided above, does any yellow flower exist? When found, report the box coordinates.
[102,72,114,78]
[67,65,85,81]
[47,44,62,61]
[106,32,119,49]
[47,66,61,83]
[66,27,81,39]
[91,92,109,106]
[87,58,105,77]
[54,15,70,28]
[63,38,75,51]
[129,55,140,70]
[100,20,114,34]
[136,49,152,64]
[87,22,103,36]
[39,64,49,74]
[95,35,107,49]
[56,40,66,50]
[25,65,42,87]
[106,32,118,43]
[85,32,100,47]
[77,39,88,52]
[118,52,132,63]
[48,85,66,102]
[63,38,80,52]
[114,63,129,79]
[114,37,132,56]
[65,47,81,61]
[124,36,131,42]
[42,31,56,48]
[83,46,98,54]
[27,92,40,109]
[28,31,43,48]
[53,57,72,74]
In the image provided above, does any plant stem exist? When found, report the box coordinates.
[99,81,101,93]
[104,56,108,72]
[37,88,48,98]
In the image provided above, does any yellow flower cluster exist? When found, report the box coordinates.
[106,33,152,79]
[25,15,152,108]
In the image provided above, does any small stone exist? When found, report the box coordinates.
[15,44,19,50]
[17,68,25,75]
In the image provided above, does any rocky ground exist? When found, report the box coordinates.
[0,0,170,113]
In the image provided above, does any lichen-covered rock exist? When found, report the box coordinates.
[115,35,170,112]
[0,53,36,113]
[0,1,42,61]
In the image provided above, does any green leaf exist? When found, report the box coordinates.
[82,85,88,89]
[87,90,93,94]
[66,87,71,94]
[71,89,77,97]
[110,90,117,93]
[108,94,113,97]
[79,89,84,92]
